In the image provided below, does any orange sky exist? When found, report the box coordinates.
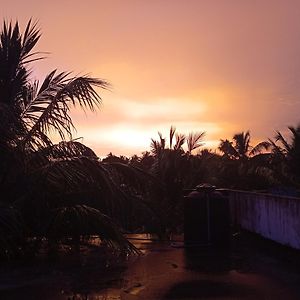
[3,0,300,157]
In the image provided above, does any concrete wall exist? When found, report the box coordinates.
[224,190,300,250]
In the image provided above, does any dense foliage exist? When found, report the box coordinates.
[103,127,300,236]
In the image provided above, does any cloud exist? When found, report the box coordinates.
[3,0,300,156]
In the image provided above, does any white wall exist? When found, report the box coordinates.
[225,190,300,250]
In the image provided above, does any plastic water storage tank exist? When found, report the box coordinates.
[184,183,230,247]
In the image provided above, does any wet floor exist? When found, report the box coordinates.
[1,234,300,299]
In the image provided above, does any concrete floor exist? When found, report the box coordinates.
[1,233,300,299]
[119,235,300,300]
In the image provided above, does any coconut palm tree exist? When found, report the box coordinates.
[147,127,206,235]
[219,131,269,160]
[268,125,300,186]
[0,20,138,257]
[218,131,273,189]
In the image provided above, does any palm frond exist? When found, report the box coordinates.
[187,131,205,153]
[20,19,41,62]
[288,126,300,147]
[150,139,160,156]
[174,133,185,151]
[169,125,176,149]
[219,139,239,158]
[36,156,106,192]
[0,20,42,106]
[249,141,271,156]
[31,155,141,223]
[268,138,285,155]
[107,161,162,189]
[48,205,139,254]
[41,139,98,159]
[150,131,167,157]
[157,131,165,149]
[21,71,110,148]
[233,131,250,158]
[275,130,291,152]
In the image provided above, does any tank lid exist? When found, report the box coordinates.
[196,183,216,193]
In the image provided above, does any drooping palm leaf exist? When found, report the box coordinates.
[29,153,142,223]
[21,71,110,149]
[249,141,271,156]
[48,205,139,254]
[41,139,98,159]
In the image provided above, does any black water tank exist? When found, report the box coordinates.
[184,184,230,247]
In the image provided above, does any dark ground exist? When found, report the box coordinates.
[1,232,300,299]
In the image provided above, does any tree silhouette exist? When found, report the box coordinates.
[219,131,269,160]
[268,125,300,186]
[147,127,206,235]
[218,131,273,189]
[0,20,137,257]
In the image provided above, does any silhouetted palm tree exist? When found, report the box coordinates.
[219,131,269,160]
[218,131,273,189]
[147,127,206,235]
[0,20,137,257]
[268,125,300,185]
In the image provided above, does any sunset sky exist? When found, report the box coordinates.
[2,0,300,157]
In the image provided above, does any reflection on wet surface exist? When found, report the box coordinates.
[1,234,300,299]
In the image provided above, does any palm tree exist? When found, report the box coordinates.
[219,131,269,160]
[218,131,273,189]
[268,125,300,185]
[147,127,206,236]
[0,20,138,257]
